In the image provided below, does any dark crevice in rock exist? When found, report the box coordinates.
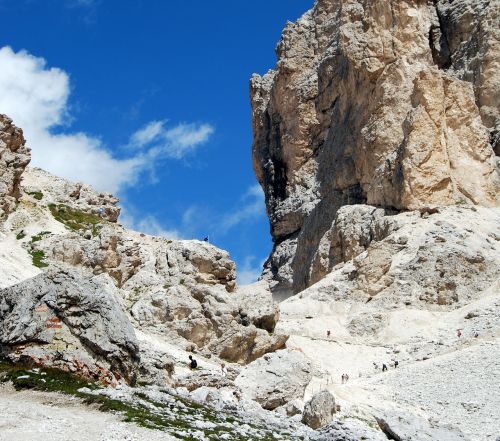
[491,129,499,157]
[263,111,288,202]
[429,0,451,69]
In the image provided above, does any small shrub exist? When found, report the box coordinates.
[31,231,51,242]
[29,250,48,268]
[16,231,26,240]
[27,191,44,200]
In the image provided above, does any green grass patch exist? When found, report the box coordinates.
[27,191,44,200]
[0,361,291,441]
[29,249,48,268]
[49,203,102,235]
[31,231,51,242]
[16,231,26,240]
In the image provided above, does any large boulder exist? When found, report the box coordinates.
[0,267,139,384]
[302,390,336,430]
[209,321,288,364]
[0,115,30,220]
[375,410,469,441]
[235,350,314,410]
[232,281,280,332]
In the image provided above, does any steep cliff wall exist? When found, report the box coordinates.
[251,0,500,296]
[0,115,30,220]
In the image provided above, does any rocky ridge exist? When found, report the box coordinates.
[0,119,287,389]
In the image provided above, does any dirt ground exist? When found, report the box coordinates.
[0,383,173,441]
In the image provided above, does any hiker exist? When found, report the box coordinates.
[373,362,379,370]
[327,330,331,338]
[456,329,462,338]
[98,207,104,218]
[220,363,228,377]
[382,363,388,372]
[345,374,349,382]
[474,331,479,338]
[341,374,345,384]
[188,355,198,369]
[394,360,399,368]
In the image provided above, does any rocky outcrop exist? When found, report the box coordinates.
[0,267,139,384]
[276,205,500,309]
[302,390,336,430]
[0,115,30,220]
[251,0,500,295]
[235,350,314,410]
[23,167,120,222]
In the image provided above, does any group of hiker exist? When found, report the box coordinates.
[373,360,398,372]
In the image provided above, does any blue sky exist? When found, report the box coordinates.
[0,0,312,283]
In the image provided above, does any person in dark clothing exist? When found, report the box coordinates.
[188,355,198,369]
[394,360,399,368]
[382,363,388,372]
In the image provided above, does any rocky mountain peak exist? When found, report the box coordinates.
[251,0,500,295]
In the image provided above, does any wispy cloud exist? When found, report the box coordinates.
[0,46,214,194]
[64,0,100,23]
[129,120,214,159]
[120,208,181,240]
[135,216,181,239]
[237,256,264,285]
[221,184,265,230]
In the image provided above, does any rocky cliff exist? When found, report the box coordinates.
[251,0,500,296]
[0,115,30,220]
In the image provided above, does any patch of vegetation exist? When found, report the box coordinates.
[27,191,44,200]
[29,249,48,268]
[49,203,102,235]
[16,231,26,240]
[31,231,51,242]
[0,361,290,441]
[179,279,185,285]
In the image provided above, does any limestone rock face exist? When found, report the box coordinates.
[0,115,30,220]
[251,0,500,295]
[235,350,314,410]
[302,390,336,430]
[0,267,139,384]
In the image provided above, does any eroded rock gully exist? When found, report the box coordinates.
[251,0,500,295]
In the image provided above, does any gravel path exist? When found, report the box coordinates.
[0,383,174,441]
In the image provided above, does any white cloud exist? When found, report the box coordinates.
[119,208,181,239]
[130,120,165,148]
[129,120,214,159]
[136,216,180,239]
[0,46,214,194]
[237,256,264,285]
[221,184,265,229]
